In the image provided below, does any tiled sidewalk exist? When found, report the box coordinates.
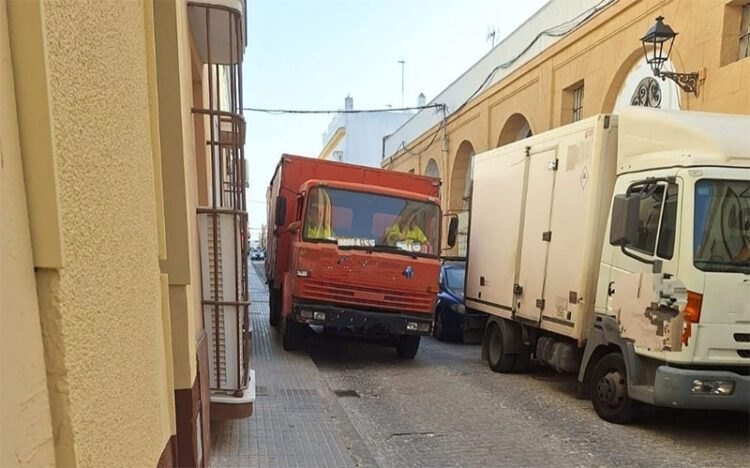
[210,263,376,467]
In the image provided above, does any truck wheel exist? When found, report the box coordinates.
[396,335,420,359]
[486,323,516,372]
[590,352,640,424]
[433,310,449,342]
[268,288,280,327]
[281,316,305,351]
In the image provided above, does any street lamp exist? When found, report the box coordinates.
[640,16,700,96]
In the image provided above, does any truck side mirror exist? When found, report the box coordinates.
[609,194,639,246]
[447,216,459,248]
[275,196,287,227]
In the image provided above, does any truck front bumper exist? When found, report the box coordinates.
[292,301,432,337]
[652,366,750,412]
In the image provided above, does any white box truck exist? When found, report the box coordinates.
[466,107,749,423]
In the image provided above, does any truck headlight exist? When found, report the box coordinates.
[296,270,310,277]
[691,379,735,395]
[313,311,326,321]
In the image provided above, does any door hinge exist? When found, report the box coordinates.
[542,231,552,242]
[513,284,523,296]
[548,159,559,171]
[535,298,545,309]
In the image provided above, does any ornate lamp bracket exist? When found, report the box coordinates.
[655,70,700,96]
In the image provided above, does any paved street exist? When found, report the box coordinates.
[211,263,750,467]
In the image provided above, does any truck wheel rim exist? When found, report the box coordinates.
[596,370,625,408]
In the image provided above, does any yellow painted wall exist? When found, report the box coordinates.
[385,0,750,219]
[0,2,56,465]
[154,0,205,390]
[7,0,174,465]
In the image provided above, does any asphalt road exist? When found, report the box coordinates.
[308,334,749,467]
[221,262,750,468]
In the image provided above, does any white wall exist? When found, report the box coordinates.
[321,111,412,167]
[343,112,412,167]
[383,0,616,158]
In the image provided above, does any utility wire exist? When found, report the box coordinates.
[451,0,616,116]
[391,0,616,159]
[241,0,616,160]
[241,104,444,115]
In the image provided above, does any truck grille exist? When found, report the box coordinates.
[734,333,750,343]
[301,279,434,312]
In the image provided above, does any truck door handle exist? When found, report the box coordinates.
[607,281,615,297]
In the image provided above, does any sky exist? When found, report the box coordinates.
[243,0,550,239]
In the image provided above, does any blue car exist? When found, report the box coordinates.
[433,258,487,343]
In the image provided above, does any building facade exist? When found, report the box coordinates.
[320,95,415,167]
[382,0,750,254]
[1,0,251,466]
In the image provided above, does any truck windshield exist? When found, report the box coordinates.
[694,179,750,274]
[303,186,440,256]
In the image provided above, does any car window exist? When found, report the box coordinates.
[444,267,465,296]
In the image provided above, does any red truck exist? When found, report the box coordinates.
[265,154,457,358]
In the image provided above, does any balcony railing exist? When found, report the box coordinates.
[189,1,253,411]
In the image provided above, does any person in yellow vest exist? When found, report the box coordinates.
[305,203,335,239]
[385,211,428,246]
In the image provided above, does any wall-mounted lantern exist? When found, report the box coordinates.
[640,16,700,96]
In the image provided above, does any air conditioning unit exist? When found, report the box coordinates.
[198,212,255,414]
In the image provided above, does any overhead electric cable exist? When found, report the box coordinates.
[241,104,444,115]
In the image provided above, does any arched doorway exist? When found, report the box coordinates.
[449,140,475,255]
[497,113,533,147]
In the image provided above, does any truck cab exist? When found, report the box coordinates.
[589,121,750,420]
[266,155,455,358]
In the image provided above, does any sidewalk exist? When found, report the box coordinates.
[210,263,376,467]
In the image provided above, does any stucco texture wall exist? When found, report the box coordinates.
[29,0,173,465]
[0,2,56,466]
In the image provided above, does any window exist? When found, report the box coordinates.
[572,85,584,122]
[561,81,584,124]
[444,266,466,298]
[721,2,750,65]
[302,186,440,256]
[740,4,750,59]
[626,182,679,259]
[656,185,678,259]
[694,179,750,273]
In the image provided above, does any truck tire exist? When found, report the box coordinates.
[486,322,516,373]
[396,335,420,359]
[268,287,281,327]
[589,352,640,424]
[281,316,305,351]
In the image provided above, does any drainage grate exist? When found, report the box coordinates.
[334,389,361,398]
[256,385,269,396]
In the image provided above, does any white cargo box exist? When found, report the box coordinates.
[466,115,618,343]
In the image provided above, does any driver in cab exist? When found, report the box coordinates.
[305,201,334,239]
[385,211,428,248]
